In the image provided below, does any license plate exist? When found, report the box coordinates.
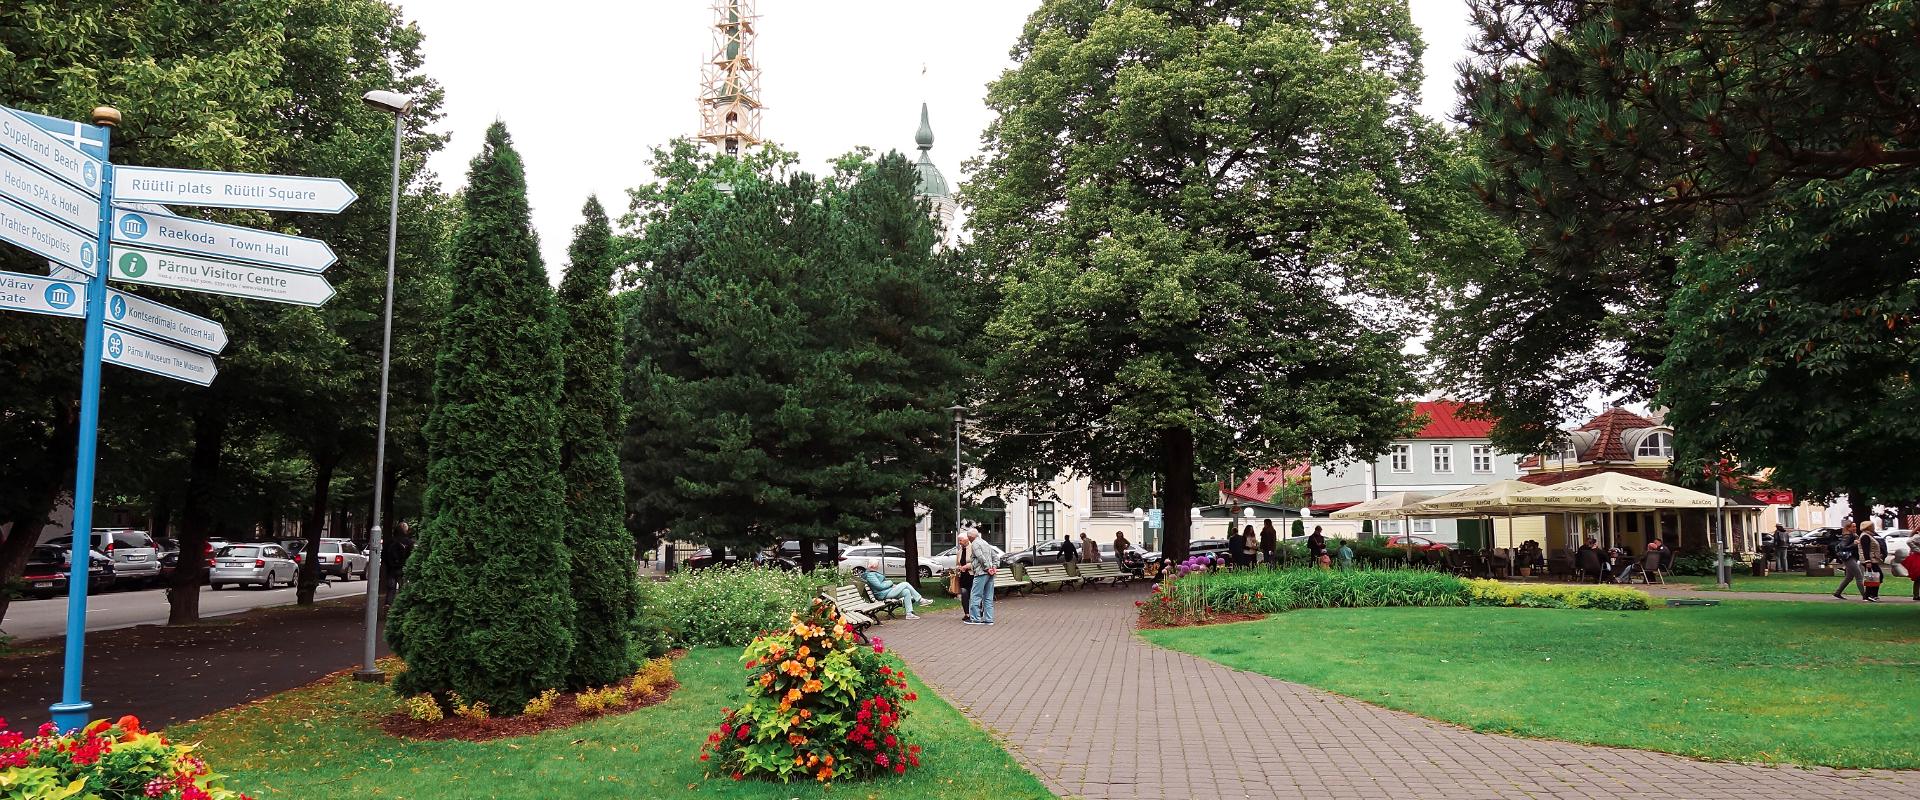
[32,582,52,588]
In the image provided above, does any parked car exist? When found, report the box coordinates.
[683,546,750,570]
[289,538,368,580]
[926,545,962,573]
[999,540,1077,567]
[844,544,946,578]
[154,537,180,580]
[1186,539,1231,559]
[19,545,114,598]
[208,543,299,590]
[43,529,162,586]
[1377,535,1451,553]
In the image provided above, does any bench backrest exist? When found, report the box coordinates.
[1080,563,1124,577]
[833,584,875,606]
[1028,564,1075,581]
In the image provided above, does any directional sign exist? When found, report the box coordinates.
[0,107,102,196]
[114,166,356,214]
[0,193,97,274]
[103,327,217,386]
[112,207,334,273]
[0,149,102,234]
[11,108,110,161]
[105,288,227,354]
[48,266,90,282]
[110,245,333,307]
[0,269,86,319]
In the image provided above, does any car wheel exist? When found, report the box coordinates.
[918,566,932,578]
[259,572,275,590]
[209,583,223,591]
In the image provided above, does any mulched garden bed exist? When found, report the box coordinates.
[1136,611,1265,630]
[379,650,686,742]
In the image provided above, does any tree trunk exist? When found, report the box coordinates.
[170,411,227,625]
[381,461,401,535]
[827,536,841,569]
[296,455,339,605]
[1160,427,1195,561]
[900,497,922,592]
[0,511,54,632]
[798,536,816,572]
[151,494,173,542]
[1850,493,1873,530]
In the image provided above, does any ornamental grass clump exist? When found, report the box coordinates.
[0,715,254,800]
[698,598,922,785]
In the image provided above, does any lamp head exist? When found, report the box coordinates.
[361,90,414,115]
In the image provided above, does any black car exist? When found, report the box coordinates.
[683,546,749,570]
[20,545,115,599]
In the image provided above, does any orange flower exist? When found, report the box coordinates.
[784,688,804,703]
[816,766,834,782]
[802,679,823,693]
[799,709,812,719]
[798,645,811,658]
[823,753,834,766]
[788,733,809,746]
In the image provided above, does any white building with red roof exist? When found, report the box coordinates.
[1308,400,1524,544]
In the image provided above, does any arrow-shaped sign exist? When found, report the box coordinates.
[112,207,334,273]
[0,107,103,196]
[113,165,356,214]
[110,245,333,307]
[0,269,86,319]
[10,107,111,162]
[0,150,102,235]
[105,288,227,354]
[0,193,97,275]
[103,327,217,386]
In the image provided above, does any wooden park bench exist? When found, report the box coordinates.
[1073,561,1131,587]
[832,582,898,621]
[820,590,878,636]
[1024,563,1083,592]
[852,576,908,617]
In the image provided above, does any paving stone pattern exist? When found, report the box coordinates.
[881,587,1920,800]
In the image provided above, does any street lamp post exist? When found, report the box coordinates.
[949,406,966,542]
[356,89,413,682]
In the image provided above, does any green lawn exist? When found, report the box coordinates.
[169,649,1049,800]
[1142,601,1920,769]
[1671,572,1920,596]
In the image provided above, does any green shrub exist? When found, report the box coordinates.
[1669,552,1720,576]
[648,565,845,648]
[629,577,675,660]
[1463,578,1653,610]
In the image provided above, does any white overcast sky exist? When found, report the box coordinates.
[393,0,1476,279]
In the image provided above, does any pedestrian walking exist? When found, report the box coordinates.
[1337,541,1355,570]
[1902,547,1920,601]
[1226,528,1246,568]
[1858,522,1888,602]
[1771,524,1793,571]
[1056,535,1076,564]
[1307,526,1327,564]
[1081,533,1100,563]
[1258,520,1277,566]
[1833,522,1865,600]
[1113,530,1131,564]
[380,521,413,598]
[956,531,976,622]
[966,529,999,625]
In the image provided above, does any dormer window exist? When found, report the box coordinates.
[1637,431,1674,459]
[1561,443,1579,463]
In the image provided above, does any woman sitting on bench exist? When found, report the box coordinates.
[861,559,932,619]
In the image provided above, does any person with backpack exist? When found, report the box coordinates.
[1833,522,1866,600]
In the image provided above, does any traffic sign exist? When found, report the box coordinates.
[113,165,356,213]
[0,193,97,274]
[11,108,110,161]
[112,207,334,272]
[105,287,227,354]
[0,269,86,319]
[0,107,103,196]
[0,149,102,234]
[103,327,217,386]
[110,245,333,307]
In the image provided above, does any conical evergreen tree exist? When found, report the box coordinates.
[390,122,573,711]
[557,196,639,687]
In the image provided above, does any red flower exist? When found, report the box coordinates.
[906,692,918,701]
[731,771,744,781]
[876,753,890,767]
[909,745,922,754]
[896,762,908,774]
[736,724,751,740]
[699,752,710,762]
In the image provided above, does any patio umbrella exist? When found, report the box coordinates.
[1512,472,1722,553]
[1331,492,1445,561]
[1414,479,1552,575]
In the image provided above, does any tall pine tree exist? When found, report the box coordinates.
[390,122,573,711]
[558,196,639,687]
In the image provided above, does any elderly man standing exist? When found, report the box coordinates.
[862,559,930,619]
[966,529,1000,625]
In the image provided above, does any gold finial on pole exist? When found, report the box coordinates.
[90,107,121,128]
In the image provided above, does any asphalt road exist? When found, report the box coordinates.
[3,578,373,642]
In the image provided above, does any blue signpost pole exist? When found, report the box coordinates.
[50,112,114,733]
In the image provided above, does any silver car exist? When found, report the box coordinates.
[44,529,162,586]
[209,544,299,590]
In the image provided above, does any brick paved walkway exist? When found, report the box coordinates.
[881,587,1920,800]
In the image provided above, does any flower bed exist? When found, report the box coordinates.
[381,654,680,741]
[1,715,253,799]
[698,598,922,786]
[1140,566,1651,626]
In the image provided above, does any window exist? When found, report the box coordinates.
[1100,482,1125,496]
[1431,445,1453,474]
[978,496,1008,549]
[1034,501,1057,542]
[1411,519,1435,534]
[1378,520,1403,535]
[1562,443,1580,463]
[1389,445,1410,472]
[1636,431,1674,459]
[1472,445,1494,473]
[1778,508,1794,529]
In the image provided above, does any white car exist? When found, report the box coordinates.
[839,544,945,578]
[209,543,299,590]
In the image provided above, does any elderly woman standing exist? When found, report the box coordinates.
[955,531,976,622]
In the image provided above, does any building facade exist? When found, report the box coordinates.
[1309,401,1524,543]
